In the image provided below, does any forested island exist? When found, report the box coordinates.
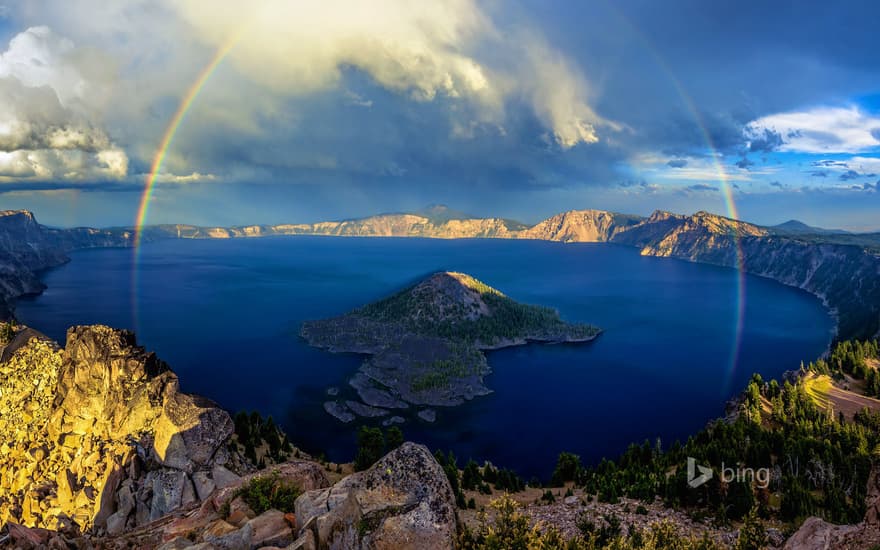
[301,271,600,422]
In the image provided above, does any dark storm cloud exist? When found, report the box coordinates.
[735,157,755,169]
[666,159,688,168]
[770,181,784,188]
[810,170,829,178]
[840,170,861,181]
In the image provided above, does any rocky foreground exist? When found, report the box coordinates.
[0,324,457,549]
[1,324,879,549]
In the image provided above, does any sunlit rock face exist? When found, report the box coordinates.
[0,325,243,534]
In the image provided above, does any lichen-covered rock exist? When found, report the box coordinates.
[295,442,456,550]
[0,325,245,534]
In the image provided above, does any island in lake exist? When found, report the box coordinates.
[300,271,601,423]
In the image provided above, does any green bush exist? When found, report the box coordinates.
[234,472,301,515]
[0,322,14,344]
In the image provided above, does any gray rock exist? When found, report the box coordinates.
[105,510,128,537]
[286,530,317,550]
[345,400,389,418]
[211,464,241,489]
[382,416,405,427]
[295,442,456,550]
[153,392,235,473]
[349,372,409,409]
[192,471,217,501]
[117,480,136,517]
[247,509,295,548]
[205,522,253,550]
[323,401,356,423]
[417,409,437,423]
[148,470,188,521]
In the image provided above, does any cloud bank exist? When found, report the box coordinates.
[169,0,606,149]
[0,26,127,182]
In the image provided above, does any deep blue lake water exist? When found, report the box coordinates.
[17,237,833,477]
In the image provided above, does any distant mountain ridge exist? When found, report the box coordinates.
[771,219,850,235]
[1,206,879,339]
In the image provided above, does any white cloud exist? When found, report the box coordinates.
[847,156,880,174]
[746,106,880,154]
[0,26,128,182]
[0,0,610,189]
[167,0,607,149]
[148,171,216,184]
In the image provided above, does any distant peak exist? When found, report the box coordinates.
[647,210,681,222]
[421,271,502,296]
[771,219,849,235]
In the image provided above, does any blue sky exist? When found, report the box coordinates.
[0,1,878,230]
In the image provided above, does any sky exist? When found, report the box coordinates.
[0,1,878,230]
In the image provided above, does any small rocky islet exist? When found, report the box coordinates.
[302,271,601,423]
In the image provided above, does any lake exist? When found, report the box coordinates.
[16,236,833,477]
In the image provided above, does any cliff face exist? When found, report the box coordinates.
[3,207,879,340]
[609,211,880,340]
[172,214,524,240]
[0,211,133,319]
[0,211,68,317]
[519,209,642,242]
[0,325,243,535]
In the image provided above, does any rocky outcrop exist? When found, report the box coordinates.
[783,467,880,549]
[15,443,454,549]
[0,325,245,535]
[294,442,457,550]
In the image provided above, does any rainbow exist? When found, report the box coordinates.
[131,13,749,389]
[130,30,245,333]
[133,31,244,250]
[599,1,748,393]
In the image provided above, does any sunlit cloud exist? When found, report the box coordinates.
[746,106,880,154]
[0,26,128,182]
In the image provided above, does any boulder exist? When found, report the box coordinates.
[295,442,456,549]
[247,509,296,548]
[153,392,234,472]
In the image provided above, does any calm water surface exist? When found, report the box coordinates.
[17,237,833,477]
